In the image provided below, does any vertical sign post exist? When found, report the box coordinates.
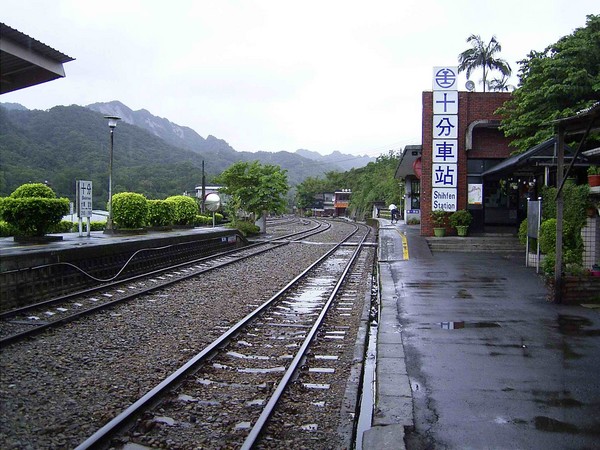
[432,67,458,212]
[77,180,93,237]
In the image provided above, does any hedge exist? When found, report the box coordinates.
[112,192,148,229]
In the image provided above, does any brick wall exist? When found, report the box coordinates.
[421,91,512,236]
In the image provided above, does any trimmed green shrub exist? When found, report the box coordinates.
[0,220,16,237]
[230,220,260,236]
[449,209,472,228]
[68,221,106,232]
[89,221,106,232]
[0,183,70,236]
[10,183,56,199]
[112,192,148,229]
[49,220,77,234]
[147,199,175,227]
[518,219,527,246]
[165,195,199,226]
[430,210,447,227]
[194,212,225,226]
[539,219,557,255]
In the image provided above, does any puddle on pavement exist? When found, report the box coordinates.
[534,416,579,434]
[454,289,473,299]
[557,315,600,337]
[439,321,501,330]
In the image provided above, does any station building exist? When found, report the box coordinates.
[395,66,590,236]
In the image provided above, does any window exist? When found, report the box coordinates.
[410,179,420,209]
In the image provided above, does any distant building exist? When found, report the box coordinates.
[334,189,351,217]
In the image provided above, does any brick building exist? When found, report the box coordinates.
[420,90,513,235]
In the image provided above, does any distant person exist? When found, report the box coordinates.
[388,203,398,223]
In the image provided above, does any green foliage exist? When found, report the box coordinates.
[147,199,175,227]
[194,214,212,226]
[430,209,448,227]
[0,220,16,236]
[230,220,260,236]
[498,15,600,152]
[457,34,512,92]
[165,195,199,225]
[49,220,77,233]
[89,221,107,232]
[112,192,148,229]
[518,219,527,245]
[193,213,224,226]
[589,165,600,175]
[533,183,588,276]
[216,161,289,220]
[0,197,70,236]
[449,209,472,228]
[0,183,69,236]
[539,219,557,254]
[294,150,403,221]
[540,184,589,229]
[10,183,56,199]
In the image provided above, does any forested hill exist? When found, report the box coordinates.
[0,104,342,205]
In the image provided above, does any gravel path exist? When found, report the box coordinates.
[0,220,371,449]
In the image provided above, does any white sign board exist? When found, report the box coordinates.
[432,164,457,188]
[77,180,93,218]
[431,66,458,213]
[432,188,458,211]
[432,140,458,164]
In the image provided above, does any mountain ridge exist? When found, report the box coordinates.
[86,101,374,171]
[0,102,374,205]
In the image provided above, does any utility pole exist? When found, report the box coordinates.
[201,160,206,214]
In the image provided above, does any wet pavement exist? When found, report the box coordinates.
[372,219,600,450]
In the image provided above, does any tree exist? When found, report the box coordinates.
[498,14,600,152]
[486,74,515,92]
[216,161,289,232]
[458,34,511,92]
[294,150,402,221]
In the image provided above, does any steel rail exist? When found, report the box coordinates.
[0,219,325,321]
[75,222,362,450]
[241,226,369,449]
[0,220,331,348]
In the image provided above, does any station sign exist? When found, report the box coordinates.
[77,180,93,218]
[431,67,458,212]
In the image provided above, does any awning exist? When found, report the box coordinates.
[481,137,582,178]
[0,23,74,94]
[395,145,422,179]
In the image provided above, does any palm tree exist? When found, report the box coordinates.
[487,74,515,92]
[458,35,511,92]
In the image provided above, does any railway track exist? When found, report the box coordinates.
[0,219,329,347]
[74,223,372,449]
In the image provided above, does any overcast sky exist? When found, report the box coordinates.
[1,1,597,157]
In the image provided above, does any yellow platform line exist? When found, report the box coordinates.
[398,230,409,260]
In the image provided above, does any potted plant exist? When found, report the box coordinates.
[430,209,447,237]
[588,165,600,187]
[449,209,473,237]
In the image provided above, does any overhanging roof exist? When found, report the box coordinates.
[481,137,582,178]
[0,23,74,94]
[395,145,422,179]
[553,102,600,136]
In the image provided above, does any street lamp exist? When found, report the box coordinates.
[104,115,121,233]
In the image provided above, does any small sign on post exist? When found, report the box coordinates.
[77,180,93,237]
[526,198,542,272]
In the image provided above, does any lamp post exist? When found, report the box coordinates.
[104,115,121,233]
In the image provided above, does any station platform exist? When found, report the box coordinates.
[0,227,244,310]
[367,218,600,450]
